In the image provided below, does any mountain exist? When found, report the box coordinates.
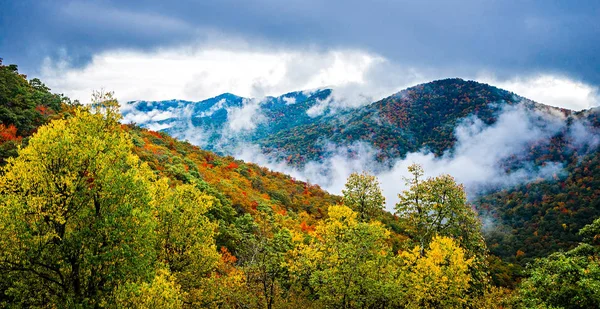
[123,89,334,153]
[126,78,600,265]
[123,78,574,165]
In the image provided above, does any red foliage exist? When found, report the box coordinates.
[303,184,311,196]
[516,250,525,258]
[35,105,51,116]
[146,130,163,139]
[300,221,315,233]
[0,124,20,142]
[226,162,239,169]
[220,247,237,264]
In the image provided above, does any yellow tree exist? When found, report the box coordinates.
[115,268,184,309]
[399,236,473,309]
[395,164,488,291]
[0,99,157,306]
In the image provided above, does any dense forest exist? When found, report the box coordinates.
[1,60,599,308]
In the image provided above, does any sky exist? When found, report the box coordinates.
[1,0,600,110]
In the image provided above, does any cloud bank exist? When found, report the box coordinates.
[478,74,600,110]
[39,43,600,111]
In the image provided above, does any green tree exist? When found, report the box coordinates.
[395,164,488,291]
[342,171,386,222]
[152,179,220,301]
[237,204,293,309]
[579,217,600,248]
[0,101,157,307]
[291,205,401,308]
[515,252,600,309]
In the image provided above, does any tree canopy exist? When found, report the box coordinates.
[342,171,386,221]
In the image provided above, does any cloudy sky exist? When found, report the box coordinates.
[2,0,600,110]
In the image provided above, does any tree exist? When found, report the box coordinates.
[115,268,184,309]
[152,179,220,302]
[236,204,293,309]
[291,205,401,308]
[395,164,488,291]
[0,100,157,306]
[579,217,600,247]
[514,252,600,309]
[399,236,474,309]
[342,171,386,222]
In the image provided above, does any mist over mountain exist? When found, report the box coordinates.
[124,78,600,264]
[123,78,600,203]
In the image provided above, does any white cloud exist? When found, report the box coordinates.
[146,122,173,131]
[283,96,296,104]
[199,98,227,117]
[306,96,332,117]
[477,74,600,111]
[231,103,592,212]
[40,45,389,104]
[225,99,265,133]
[121,108,176,124]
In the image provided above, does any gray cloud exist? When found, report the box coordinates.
[2,0,600,87]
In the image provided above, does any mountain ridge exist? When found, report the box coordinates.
[123,77,600,264]
[123,78,582,165]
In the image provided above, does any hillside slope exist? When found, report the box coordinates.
[477,108,600,263]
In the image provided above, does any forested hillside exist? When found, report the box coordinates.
[1,60,599,308]
[259,79,532,163]
[478,142,600,264]
[0,59,69,165]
